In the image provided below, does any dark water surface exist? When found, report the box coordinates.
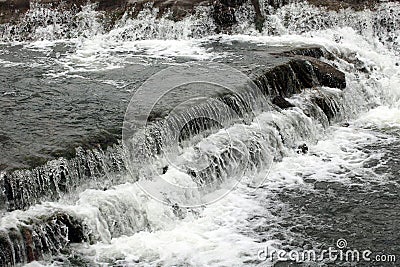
[0,40,302,171]
[0,43,162,170]
[0,1,400,266]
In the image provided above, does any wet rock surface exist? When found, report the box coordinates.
[272,95,296,109]
[0,0,211,24]
[252,56,346,98]
[0,212,88,266]
[299,56,346,90]
[307,0,400,11]
[2,0,398,26]
[312,94,339,122]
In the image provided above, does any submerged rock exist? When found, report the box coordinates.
[297,143,309,154]
[306,0,400,11]
[272,95,295,109]
[312,94,338,122]
[0,0,29,24]
[0,212,88,265]
[292,56,346,90]
[212,0,265,32]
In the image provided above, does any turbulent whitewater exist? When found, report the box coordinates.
[0,0,399,266]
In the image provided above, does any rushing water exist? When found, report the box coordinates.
[0,1,400,266]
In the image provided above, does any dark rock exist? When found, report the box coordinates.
[256,62,305,97]
[0,0,29,24]
[188,168,197,178]
[219,0,246,6]
[298,56,346,89]
[3,175,14,207]
[2,0,397,26]
[212,1,238,30]
[130,0,209,21]
[21,227,38,262]
[56,213,87,243]
[162,165,168,174]
[341,122,350,127]
[279,49,346,90]
[212,0,264,32]
[297,143,309,154]
[306,0,399,11]
[312,95,337,121]
[272,95,295,109]
[255,56,346,100]
[279,46,328,59]
[251,0,265,32]
[254,14,265,32]
[0,0,29,8]
[97,0,127,10]
[0,212,87,266]
[288,59,317,89]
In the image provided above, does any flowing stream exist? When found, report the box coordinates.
[0,1,399,266]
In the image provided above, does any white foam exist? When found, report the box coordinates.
[44,38,216,74]
[74,122,396,266]
[79,184,275,267]
[2,2,400,266]
[357,105,400,129]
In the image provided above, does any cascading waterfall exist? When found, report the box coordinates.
[0,145,126,211]
[0,0,399,266]
[0,46,344,212]
[0,3,105,42]
[1,0,399,44]
[0,2,215,42]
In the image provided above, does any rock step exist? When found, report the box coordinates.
[0,46,345,213]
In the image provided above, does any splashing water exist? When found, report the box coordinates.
[0,1,400,266]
